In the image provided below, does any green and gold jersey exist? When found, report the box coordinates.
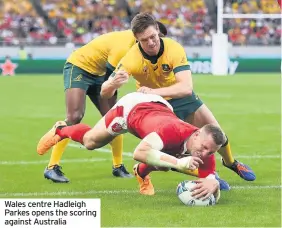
[115,38,190,99]
[67,30,136,76]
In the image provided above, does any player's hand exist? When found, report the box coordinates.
[190,179,219,200]
[177,156,203,171]
[110,70,129,88]
[189,157,203,170]
[137,86,154,94]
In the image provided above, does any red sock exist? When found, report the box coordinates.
[56,123,91,145]
[137,163,158,179]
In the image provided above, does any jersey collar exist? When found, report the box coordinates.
[181,137,191,157]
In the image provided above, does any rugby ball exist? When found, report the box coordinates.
[176,180,216,206]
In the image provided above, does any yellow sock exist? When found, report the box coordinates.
[182,169,199,177]
[48,138,70,168]
[110,135,123,168]
[218,142,235,166]
[171,168,199,177]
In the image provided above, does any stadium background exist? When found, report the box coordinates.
[0,0,281,227]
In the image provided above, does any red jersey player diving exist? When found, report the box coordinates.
[37,92,226,202]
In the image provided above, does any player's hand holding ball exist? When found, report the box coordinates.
[191,178,219,200]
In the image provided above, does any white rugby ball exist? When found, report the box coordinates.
[176,180,216,206]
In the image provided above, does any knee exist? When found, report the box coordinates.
[133,150,142,161]
[132,151,138,160]
[66,111,84,125]
[83,133,96,150]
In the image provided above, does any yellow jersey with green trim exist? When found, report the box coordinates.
[115,38,190,98]
[67,30,136,76]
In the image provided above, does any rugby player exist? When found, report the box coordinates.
[40,23,167,183]
[37,92,224,200]
[101,13,256,183]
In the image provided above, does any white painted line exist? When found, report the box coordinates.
[69,143,133,157]
[0,185,280,197]
[0,144,279,165]
[69,143,281,159]
[231,185,282,189]
[223,155,280,159]
[0,158,130,165]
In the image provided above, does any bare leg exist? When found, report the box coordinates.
[83,116,116,149]
[65,88,86,124]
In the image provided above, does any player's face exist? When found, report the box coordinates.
[135,25,161,56]
[190,131,221,159]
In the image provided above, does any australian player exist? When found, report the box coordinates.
[101,13,256,184]
[37,92,224,201]
[42,23,167,183]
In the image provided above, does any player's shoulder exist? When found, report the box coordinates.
[100,30,135,43]
[162,37,184,48]
[122,42,140,59]
[108,30,134,39]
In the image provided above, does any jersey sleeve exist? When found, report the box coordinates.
[169,40,190,74]
[107,48,129,69]
[198,154,216,178]
[154,122,181,153]
[113,44,139,75]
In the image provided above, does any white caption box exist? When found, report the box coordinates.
[0,199,100,228]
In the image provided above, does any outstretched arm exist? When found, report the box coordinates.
[133,132,203,172]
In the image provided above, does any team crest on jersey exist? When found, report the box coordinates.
[111,122,123,133]
[162,64,171,72]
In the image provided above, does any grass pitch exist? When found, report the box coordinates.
[0,73,281,227]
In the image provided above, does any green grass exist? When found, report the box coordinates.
[0,73,281,227]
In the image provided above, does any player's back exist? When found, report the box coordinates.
[127,102,184,139]
[67,30,136,75]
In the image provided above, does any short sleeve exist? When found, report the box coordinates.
[168,40,190,74]
[113,45,138,75]
[107,48,129,69]
[198,154,216,178]
[155,123,181,151]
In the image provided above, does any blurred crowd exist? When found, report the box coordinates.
[0,0,280,47]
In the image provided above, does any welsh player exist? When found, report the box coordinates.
[101,13,256,184]
[37,92,224,201]
[42,23,167,183]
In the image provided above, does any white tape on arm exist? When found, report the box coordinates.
[142,132,180,168]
